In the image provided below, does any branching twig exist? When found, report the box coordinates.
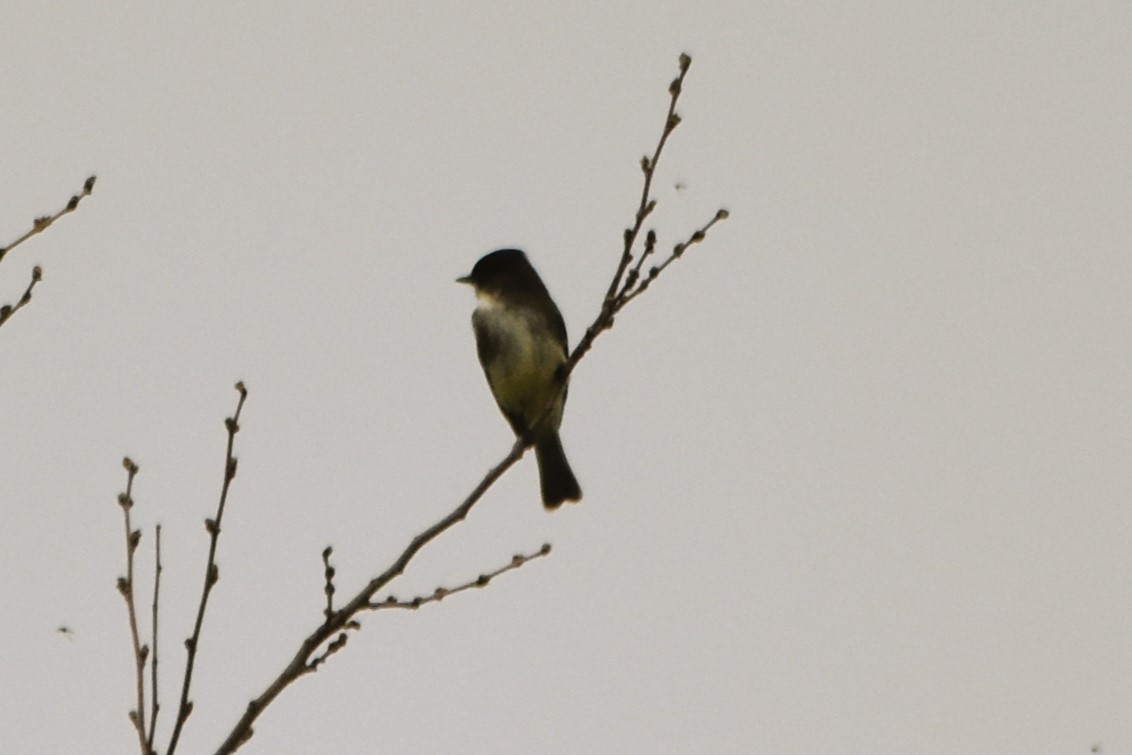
[600,54,690,314]
[0,175,96,330]
[211,51,728,755]
[300,544,550,674]
[167,382,249,755]
[304,545,551,669]
[570,54,728,375]
[616,209,729,307]
[115,457,154,755]
[213,436,529,754]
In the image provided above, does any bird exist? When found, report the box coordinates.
[458,249,582,508]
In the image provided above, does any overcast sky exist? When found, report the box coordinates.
[2,2,1130,754]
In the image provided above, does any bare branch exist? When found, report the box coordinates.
[116,457,154,755]
[600,52,691,317]
[371,544,552,611]
[617,208,729,306]
[0,175,96,266]
[147,525,163,752]
[303,545,551,672]
[321,546,337,624]
[213,436,528,754]
[211,52,727,754]
[0,176,96,330]
[0,265,43,330]
[168,382,249,755]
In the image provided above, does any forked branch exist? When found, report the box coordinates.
[212,51,727,755]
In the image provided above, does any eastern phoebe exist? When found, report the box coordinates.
[458,249,582,509]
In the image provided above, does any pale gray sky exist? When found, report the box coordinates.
[2,2,1130,754]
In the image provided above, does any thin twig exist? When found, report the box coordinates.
[147,525,163,752]
[624,228,659,299]
[322,547,336,624]
[168,382,248,755]
[116,457,154,755]
[371,544,552,611]
[0,175,95,267]
[0,265,43,330]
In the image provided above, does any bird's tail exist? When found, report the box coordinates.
[535,432,582,509]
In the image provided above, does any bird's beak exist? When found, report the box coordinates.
[456,274,473,285]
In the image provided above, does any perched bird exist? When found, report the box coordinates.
[458,249,582,508]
